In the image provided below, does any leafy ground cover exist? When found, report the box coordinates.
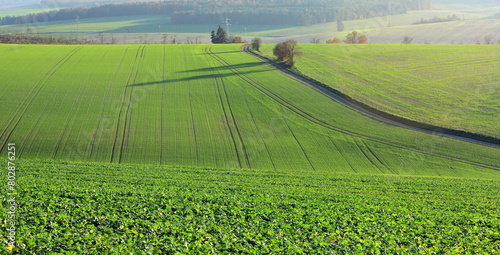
[259,44,500,139]
[1,159,499,253]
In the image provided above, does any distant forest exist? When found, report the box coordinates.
[0,0,434,27]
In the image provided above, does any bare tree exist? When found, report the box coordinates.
[402,35,413,44]
[25,26,33,35]
[99,32,105,44]
[143,34,148,44]
[111,34,116,44]
[251,37,262,51]
[171,36,176,44]
[310,38,320,44]
[484,34,493,44]
[162,34,168,44]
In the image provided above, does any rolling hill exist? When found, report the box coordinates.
[258,44,500,139]
[0,44,499,176]
[1,43,500,253]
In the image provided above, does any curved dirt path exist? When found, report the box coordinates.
[242,45,500,149]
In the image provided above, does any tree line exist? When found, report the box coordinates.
[1,0,434,27]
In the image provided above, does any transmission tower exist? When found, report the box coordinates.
[224,16,231,35]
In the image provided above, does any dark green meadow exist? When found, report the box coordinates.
[1,159,499,253]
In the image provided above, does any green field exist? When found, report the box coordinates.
[1,44,500,253]
[0,7,60,18]
[0,44,499,176]
[1,15,294,36]
[259,44,500,139]
[1,159,498,253]
[2,8,497,44]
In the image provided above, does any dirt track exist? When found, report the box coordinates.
[242,45,500,149]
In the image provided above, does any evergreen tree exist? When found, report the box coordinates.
[337,19,344,32]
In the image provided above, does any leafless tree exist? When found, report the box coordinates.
[251,37,262,51]
[484,34,493,44]
[162,34,168,44]
[310,38,320,44]
[402,35,413,44]
[99,32,105,44]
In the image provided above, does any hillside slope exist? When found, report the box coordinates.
[0,44,499,177]
[259,44,500,139]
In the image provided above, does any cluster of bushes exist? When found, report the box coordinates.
[0,34,90,44]
[413,14,460,25]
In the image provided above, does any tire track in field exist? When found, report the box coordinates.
[362,140,395,175]
[204,47,243,168]
[0,47,20,58]
[89,48,129,159]
[214,73,242,169]
[17,104,49,160]
[207,47,252,169]
[53,74,93,159]
[244,98,277,171]
[283,118,316,171]
[0,62,34,95]
[236,46,500,171]
[160,46,165,164]
[219,74,252,169]
[241,46,500,171]
[0,47,82,154]
[182,46,199,162]
[353,138,385,174]
[53,48,111,159]
[120,46,146,163]
[17,49,94,159]
[0,47,80,141]
[110,46,143,163]
[328,137,357,173]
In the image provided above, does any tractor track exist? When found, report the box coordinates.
[244,98,277,171]
[160,46,166,164]
[0,47,82,154]
[328,137,357,173]
[207,47,252,169]
[182,46,199,162]
[205,47,243,168]
[283,118,316,171]
[120,46,146,164]
[110,46,142,163]
[53,74,93,159]
[89,48,129,159]
[236,46,500,171]
[353,138,385,174]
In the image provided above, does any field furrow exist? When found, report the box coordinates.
[0,44,498,178]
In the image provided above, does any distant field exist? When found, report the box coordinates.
[1,15,294,36]
[249,9,497,43]
[0,7,59,18]
[2,8,499,44]
[259,44,500,139]
[0,44,499,177]
[1,159,498,253]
